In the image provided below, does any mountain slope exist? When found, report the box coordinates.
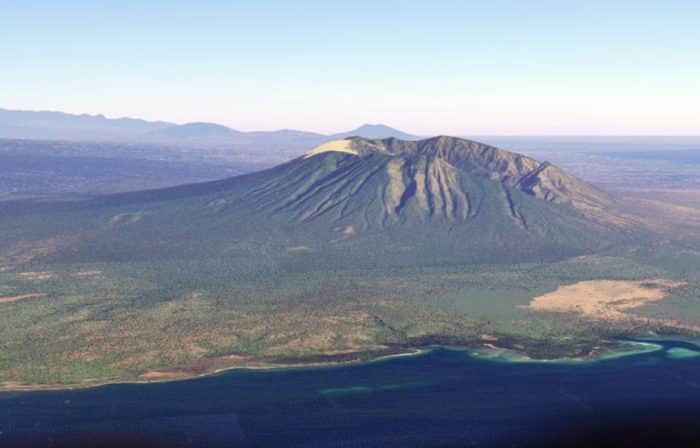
[0,136,636,270]
[264,136,615,222]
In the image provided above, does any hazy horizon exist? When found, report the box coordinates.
[3,1,698,135]
[4,106,700,139]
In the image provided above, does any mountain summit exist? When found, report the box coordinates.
[253,136,615,225]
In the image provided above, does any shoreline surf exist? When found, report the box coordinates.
[3,338,698,394]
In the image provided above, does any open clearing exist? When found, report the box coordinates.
[527,279,685,321]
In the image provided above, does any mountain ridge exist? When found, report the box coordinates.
[294,136,614,220]
[0,107,419,147]
[0,108,173,140]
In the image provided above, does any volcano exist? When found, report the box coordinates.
[1,136,638,268]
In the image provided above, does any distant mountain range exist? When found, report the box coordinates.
[0,108,420,147]
[0,108,171,140]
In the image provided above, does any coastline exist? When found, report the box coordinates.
[4,337,696,393]
[467,340,664,364]
[0,348,431,394]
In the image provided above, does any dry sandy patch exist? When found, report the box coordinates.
[19,271,56,280]
[0,293,46,304]
[527,279,685,321]
[138,371,187,380]
[303,139,360,159]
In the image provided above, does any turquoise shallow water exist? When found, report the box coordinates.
[666,347,700,359]
[2,339,700,447]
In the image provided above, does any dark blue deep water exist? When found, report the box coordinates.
[2,340,700,448]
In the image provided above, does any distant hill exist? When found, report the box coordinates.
[245,129,328,146]
[144,122,244,142]
[0,108,172,140]
[329,124,420,140]
[0,108,419,148]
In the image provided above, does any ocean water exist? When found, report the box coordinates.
[2,340,700,447]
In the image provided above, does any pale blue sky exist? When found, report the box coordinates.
[2,0,698,134]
